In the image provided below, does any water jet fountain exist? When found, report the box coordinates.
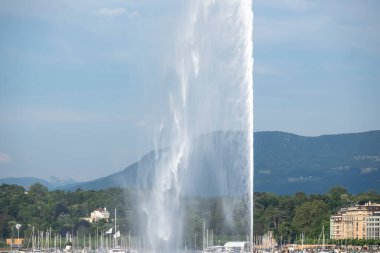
[136,0,254,252]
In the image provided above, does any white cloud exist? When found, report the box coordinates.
[95,7,140,18]
[128,11,140,19]
[0,153,12,164]
[96,7,127,17]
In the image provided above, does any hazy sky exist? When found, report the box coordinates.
[1,0,379,181]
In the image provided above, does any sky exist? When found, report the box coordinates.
[0,0,379,181]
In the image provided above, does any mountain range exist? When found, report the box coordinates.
[0,176,76,189]
[1,130,379,195]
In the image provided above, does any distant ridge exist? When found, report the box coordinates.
[2,130,379,195]
[0,177,76,189]
[57,130,380,194]
[0,177,53,189]
[254,130,380,194]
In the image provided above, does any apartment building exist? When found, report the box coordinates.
[330,202,380,240]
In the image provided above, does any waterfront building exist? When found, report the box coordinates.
[366,211,380,239]
[224,242,249,252]
[6,238,24,248]
[88,207,110,223]
[330,202,380,239]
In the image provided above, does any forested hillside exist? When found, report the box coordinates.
[1,183,379,248]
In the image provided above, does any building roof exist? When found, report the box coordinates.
[337,202,380,214]
[224,241,247,248]
[94,207,108,212]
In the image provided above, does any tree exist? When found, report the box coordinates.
[28,183,48,202]
[355,190,380,204]
[327,186,351,211]
[276,222,296,244]
[292,200,329,237]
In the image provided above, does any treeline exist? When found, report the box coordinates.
[0,184,137,247]
[0,183,379,247]
[253,188,380,244]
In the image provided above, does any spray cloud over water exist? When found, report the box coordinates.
[136,0,253,251]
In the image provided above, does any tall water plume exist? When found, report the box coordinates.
[136,0,253,251]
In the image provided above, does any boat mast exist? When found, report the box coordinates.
[322,225,325,250]
[114,208,117,248]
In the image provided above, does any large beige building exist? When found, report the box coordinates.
[330,202,380,240]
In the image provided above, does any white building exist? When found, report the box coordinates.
[366,211,380,239]
[89,207,110,223]
[224,241,249,252]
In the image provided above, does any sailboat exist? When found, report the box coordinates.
[63,233,72,252]
[108,209,126,253]
[319,226,330,253]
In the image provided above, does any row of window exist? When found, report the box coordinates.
[367,223,380,226]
